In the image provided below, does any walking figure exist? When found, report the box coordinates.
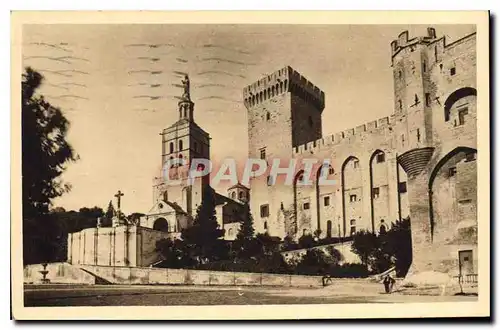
[383,274,395,294]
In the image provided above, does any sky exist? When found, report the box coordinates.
[22,24,476,215]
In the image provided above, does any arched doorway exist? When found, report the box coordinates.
[153,218,169,232]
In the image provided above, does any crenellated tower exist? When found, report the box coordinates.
[391,28,439,178]
[243,66,325,237]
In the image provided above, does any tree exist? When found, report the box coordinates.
[232,202,260,259]
[255,232,280,256]
[350,219,413,276]
[181,186,226,263]
[156,238,195,268]
[324,246,343,265]
[22,67,78,264]
[79,207,104,221]
[295,249,332,275]
[298,233,315,249]
[350,230,379,268]
[282,235,298,251]
[383,218,412,277]
[102,200,115,227]
[128,212,145,225]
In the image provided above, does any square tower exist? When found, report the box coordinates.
[243,66,325,236]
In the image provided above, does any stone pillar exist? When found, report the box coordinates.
[387,153,401,223]
[67,233,73,264]
[397,147,437,277]
[309,189,319,235]
[405,172,433,275]
[360,154,373,233]
[81,230,86,265]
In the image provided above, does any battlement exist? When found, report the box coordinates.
[390,27,438,58]
[292,115,395,155]
[243,66,325,110]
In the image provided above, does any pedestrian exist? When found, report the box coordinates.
[383,274,395,294]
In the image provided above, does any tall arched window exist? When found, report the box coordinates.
[239,191,244,199]
[179,140,183,151]
[169,142,174,154]
[231,191,236,199]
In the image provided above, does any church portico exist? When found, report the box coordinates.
[140,200,191,236]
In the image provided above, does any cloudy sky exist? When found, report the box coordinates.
[22,24,476,214]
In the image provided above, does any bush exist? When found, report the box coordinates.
[327,263,369,278]
[350,218,412,276]
[298,234,315,249]
[194,252,292,274]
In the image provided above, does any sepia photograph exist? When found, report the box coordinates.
[11,11,490,320]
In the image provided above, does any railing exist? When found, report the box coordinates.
[455,274,478,284]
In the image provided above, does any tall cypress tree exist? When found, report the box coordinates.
[181,186,225,263]
[233,202,259,259]
[103,200,115,227]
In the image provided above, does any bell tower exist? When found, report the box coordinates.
[153,74,211,216]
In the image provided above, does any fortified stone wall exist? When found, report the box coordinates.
[250,114,410,240]
[243,28,478,282]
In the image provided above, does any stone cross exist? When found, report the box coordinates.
[114,190,124,211]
